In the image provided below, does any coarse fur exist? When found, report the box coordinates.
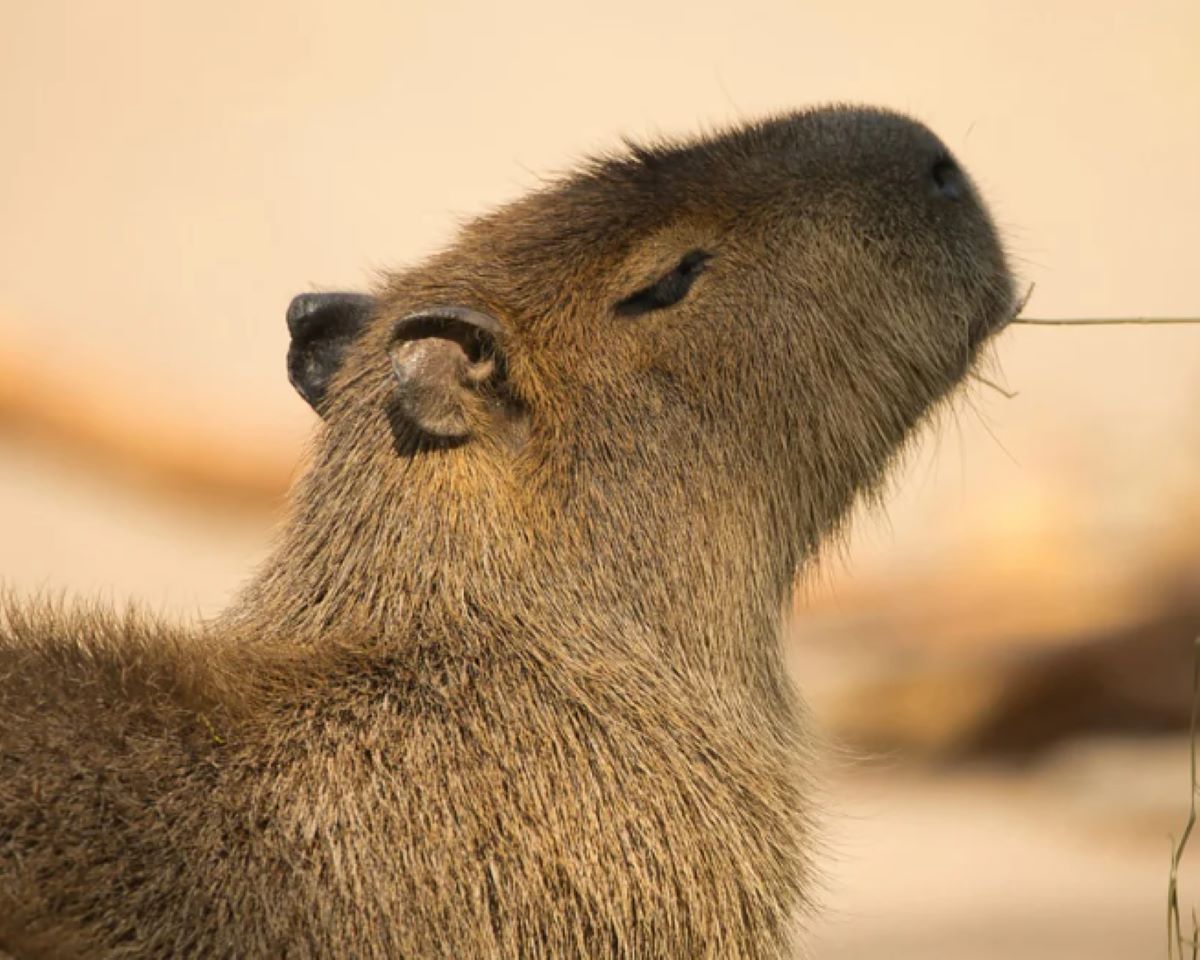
[0,106,1014,958]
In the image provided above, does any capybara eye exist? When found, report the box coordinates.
[616,249,713,316]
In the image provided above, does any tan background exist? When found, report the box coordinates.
[2,1,1199,956]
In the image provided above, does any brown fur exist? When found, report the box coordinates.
[0,106,1014,958]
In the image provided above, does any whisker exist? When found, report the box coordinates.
[962,390,1021,467]
[970,373,1019,399]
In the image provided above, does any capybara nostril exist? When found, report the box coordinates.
[929,153,966,200]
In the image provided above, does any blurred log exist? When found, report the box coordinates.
[956,601,1198,759]
[826,589,1200,762]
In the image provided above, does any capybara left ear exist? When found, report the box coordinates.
[286,292,377,415]
[388,306,509,440]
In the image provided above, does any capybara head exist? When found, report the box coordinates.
[270,106,1014,635]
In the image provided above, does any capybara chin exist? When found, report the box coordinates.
[1,105,1014,959]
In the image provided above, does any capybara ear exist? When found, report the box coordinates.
[286,292,377,415]
[388,306,515,440]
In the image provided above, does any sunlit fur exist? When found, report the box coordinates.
[1,106,1013,959]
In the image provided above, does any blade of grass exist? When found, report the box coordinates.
[1168,637,1200,959]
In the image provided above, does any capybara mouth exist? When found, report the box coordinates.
[969,307,1009,347]
[967,280,1021,349]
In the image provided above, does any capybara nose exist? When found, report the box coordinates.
[928,153,966,201]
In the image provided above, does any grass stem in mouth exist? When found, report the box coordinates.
[1014,317,1200,326]
[1010,285,1200,326]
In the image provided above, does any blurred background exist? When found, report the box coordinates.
[1,1,1198,956]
